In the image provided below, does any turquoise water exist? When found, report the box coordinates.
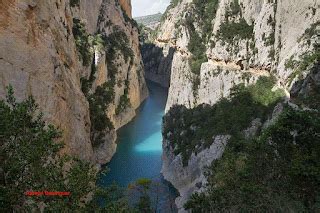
[98,81,177,212]
[99,81,168,186]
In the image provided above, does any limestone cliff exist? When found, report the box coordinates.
[91,0,148,164]
[154,0,319,211]
[0,0,148,165]
[141,43,174,87]
[139,25,173,87]
[148,0,319,110]
[119,0,132,18]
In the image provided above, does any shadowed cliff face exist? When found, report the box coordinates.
[141,43,174,87]
[290,61,320,110]
[0,0,147,164]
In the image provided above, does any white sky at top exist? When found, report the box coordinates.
[132,0,171,17]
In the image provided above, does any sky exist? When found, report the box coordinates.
[131,0,171,17]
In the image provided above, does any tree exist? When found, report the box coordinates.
[128,178,153,213]
[0,86,122,211]
[185,107,320,212]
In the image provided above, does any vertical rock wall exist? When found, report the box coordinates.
[154,0,319,211]
[0,0,148,165]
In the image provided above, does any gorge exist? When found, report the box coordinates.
[1,0,319,212]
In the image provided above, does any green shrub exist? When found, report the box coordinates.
[0,90,154,212]
[265,31,275,46]
[103,27,135,80]
[163,76,285,166]
[218,18,254,43]
[185,16,207,75]
[189,57,207,75]
[72,19,105,68]
[291,61,320,110]
[115,94,131,115]
[0,86,105,211]
[81,58,97,96]
[116,81,131,115]
[298,21,320,42]
[88,82,115,146]
[184,0,220,75]
[285,55,295,69]
[268,48,275,60]
[185,107,320,212]
[287,48,320,84]
[70,0,80,7]
[72,18,94,67]
[229,0,241,16]
[192,0,219,39]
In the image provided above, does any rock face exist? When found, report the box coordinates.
[162,135,230,212]
[94,0,148,130]
[119,0,132,18]
[155,0,319,211]
[0,0,148,165]
[158,0,319,111]
[141,43,174,87]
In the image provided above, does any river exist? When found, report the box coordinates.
[99,81,177,212]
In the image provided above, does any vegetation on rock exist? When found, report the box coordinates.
[88,82,115,147]
[286,46,320,85]
[104,26,135,80]
[70,0,80,8]
[78,25,135,146]
[185,107,320,212]
[72,18,94,67]
[185,0,219,75]
[298,21,320,42]
[218,18,254,43]
[116,80,131,115]
[0,86,113,211]
[0,87,168,212]
[163,76,285,166]
[185,15,207,75]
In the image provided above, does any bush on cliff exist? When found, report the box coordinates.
[70,0,80,8]
[185,107,320,211]
[88,82,115,147]
[186,0,220,75]
[116,82,131,115]
[163,76,285,166]
[218,18,254,43]
[72,18,93,67]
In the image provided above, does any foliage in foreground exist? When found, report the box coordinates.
[185,107,320,212]
[0,86,97,211]
[0,87,157,212]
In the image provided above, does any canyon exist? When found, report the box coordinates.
[0,0,319,212]
[140,0,319,211]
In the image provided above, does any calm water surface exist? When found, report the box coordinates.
[99,81,177,211]
[99,81,173,188]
